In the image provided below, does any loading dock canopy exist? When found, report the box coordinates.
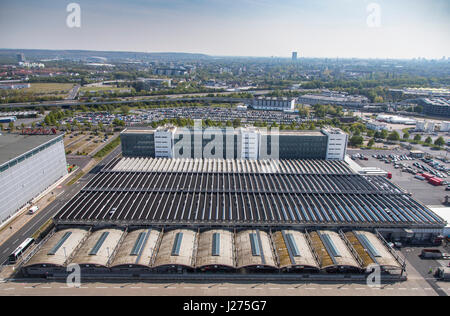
[273,230,320,270]
[111,229,161,268]
[352,231,402,269]
[70,228,124,267]
[196,229,234,268]
[23,227,407,273]
[309,230,361,270]
[236,230,276,269]
[24,228,89,267]
[54,158,445,228]
[154,229,196,268]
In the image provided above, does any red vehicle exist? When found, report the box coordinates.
[429,177,443,186]
[421,173,434,180]
[387,172,392,180]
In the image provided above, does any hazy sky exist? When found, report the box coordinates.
[0,0,449,59]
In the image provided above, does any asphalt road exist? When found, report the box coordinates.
[0,146,121,265]
[401,246,449,297]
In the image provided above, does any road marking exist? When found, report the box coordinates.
[269,288,280,290]
[2,248,9,254]
[130,287,141,289]
[305,288,316,291]
[236,288,246,290]
[148,287,159,289]
[12,239,19,245]
[96,287,108,289]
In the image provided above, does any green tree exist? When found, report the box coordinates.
[367,138,375,148]
[403,132,410,140]
[435,136,445,147]
[388,131,400,141]
[414,134,422,142]
[8,121,14,131]
[380,129,388,139]
[349,135,364,147]
[120,105,130,115]
[425,137,432,144]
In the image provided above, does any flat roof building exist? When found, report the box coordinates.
[121,126,348,161]
[0,133,67,224]
[247,97,296,112]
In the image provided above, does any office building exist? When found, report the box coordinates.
[121,126,348,161]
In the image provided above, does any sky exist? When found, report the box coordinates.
[0,0,449,59]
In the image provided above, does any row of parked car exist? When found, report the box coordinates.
[419,157,450,175]
[413,162,448,179]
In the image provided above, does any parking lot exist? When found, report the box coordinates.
[348,149,450,206]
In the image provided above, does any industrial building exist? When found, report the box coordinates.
[247,97,296,112]
[298,91,369,108]
[121,126,348,161]
[0,133,67,224]
[366,121,388,131]
[420,98,450,118]
[53,157,445,231]
[20,154,447,278]
[22,226,407,277]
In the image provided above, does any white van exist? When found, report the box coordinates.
[28,206,39,214]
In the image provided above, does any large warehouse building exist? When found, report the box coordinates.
[0,133,67,224]
[19,155,446,278]
[121,126,348,161]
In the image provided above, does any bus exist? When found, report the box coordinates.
[8,238,34,264]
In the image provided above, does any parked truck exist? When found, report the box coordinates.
[421,249,450,259]
[436,267,450,281]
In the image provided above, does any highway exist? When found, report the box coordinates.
[0,146,122,266]
[0,90,272,109]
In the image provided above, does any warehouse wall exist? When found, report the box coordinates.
[0,137,67,224]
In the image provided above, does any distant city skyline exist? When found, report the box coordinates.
[0,0,449,59]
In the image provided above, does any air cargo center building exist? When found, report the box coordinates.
[22,126,446,278]
[0,133,67,224]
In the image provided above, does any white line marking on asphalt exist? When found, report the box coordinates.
[2,248,9,254]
